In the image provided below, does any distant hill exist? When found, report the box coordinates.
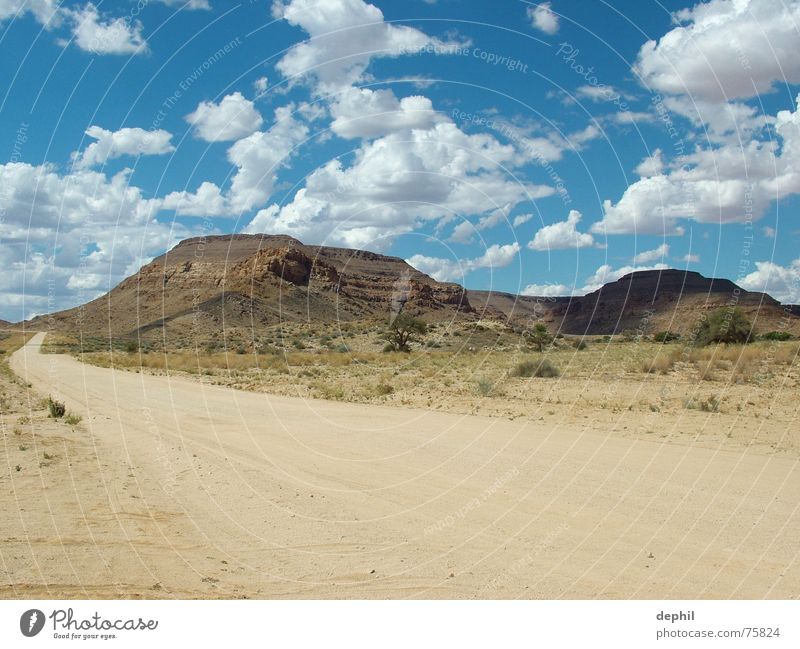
[24,236,800,341]
[473,269,799,336]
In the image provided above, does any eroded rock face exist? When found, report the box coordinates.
[44,234,473,336]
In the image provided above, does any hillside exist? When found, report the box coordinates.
[37,234,472,339]
[473,269,798,336]
[23,236,800,341]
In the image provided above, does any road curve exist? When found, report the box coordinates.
[8,332,800,598]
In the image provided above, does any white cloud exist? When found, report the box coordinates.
[67,3,147,55]
[611,110,656,125]
[254,76,269,97]
[226,104,309,212]
[406,242,520,283]
[528,210,594,251]
[740,259,800,303]
[521,283,572,297]
[680,253,700,263]
[762,226,776,238]
[160,181,228,217]
[513,212,534,227]
[575,84,630,103]
[635,0,800,102]
[0,0,60,25]
[527,2,559,35]
[592,94,800,235]
[186,92,264,142]
[273,0,463,92]
[72,125,174,169]
[329,86,442,139]
[154,0,211,9]
[0,162,202,321]
[634,149,664,177]
[245,120,552,247]
[632,243,669,264]
[450,204,512,244]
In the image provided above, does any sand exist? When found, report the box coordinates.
[3,332,798,599]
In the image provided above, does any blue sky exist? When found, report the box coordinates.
[1,0,800,321]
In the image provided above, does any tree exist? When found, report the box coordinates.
[525,323,553,352]
[382,312,427,352]
[696,307,753,345]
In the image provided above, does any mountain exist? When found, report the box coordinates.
[27,235,799,340]
[38,234,472,338]
[472,269,799,336]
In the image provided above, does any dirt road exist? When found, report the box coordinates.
[5,332,799,598]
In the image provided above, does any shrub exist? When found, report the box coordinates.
[475,377,496,396]
[47,397,66,419]
[381,312,427,352]
[641,355,674,374]
[525,323,553,352]
[511,359,560,378]
[64,413,82,426]
[574,340,588,350]
[696,307,754,345]
[125,340,139,353]
[653,331,680,343]
[761,331,792,341]
[375,383,394,396]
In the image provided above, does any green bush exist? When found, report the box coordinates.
[761,331,792,341]
[653,331,681,343]
[696,307,754,345]
[125,340,139,353]
[511,359,560,378]
[64,413,82,426]
[47,397,66,419]
[574,340,588,350]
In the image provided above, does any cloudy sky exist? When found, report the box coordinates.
[1,0,800,321]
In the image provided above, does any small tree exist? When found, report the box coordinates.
[696,307,753,345]
[382,312,427,352]
[525,323,553,352]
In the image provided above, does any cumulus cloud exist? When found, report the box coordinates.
[513,213,534,227]
[634,149,664,177]
[329,87,443,139]
[528,210,594,251]
[244,120,552,247]
[527,2,559,35]
[0,162,202,320]
[72,125,174,169]
[406,242,520,283]
[0,0,60,25]
[154,0,211,9]
[680,253,700,263]
[635,0,800,102]
[186,92,264,142]
[592,94,800,235]
[632,243,669,264]
[762,226,776,238]
[67,3,147,55]
[273,0,463,91]
[521,283,573,297]
[740,259,800,303]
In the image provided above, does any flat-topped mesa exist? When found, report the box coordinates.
[550,268,784,335]
[589,269,777,304]
[41,233,473,337]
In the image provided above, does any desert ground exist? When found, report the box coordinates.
[1,330,799,598]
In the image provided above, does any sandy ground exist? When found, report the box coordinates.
[2,332,799,599]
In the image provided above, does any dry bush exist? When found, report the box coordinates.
[641,354,674,374]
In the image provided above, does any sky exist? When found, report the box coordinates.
[1,0,800,321]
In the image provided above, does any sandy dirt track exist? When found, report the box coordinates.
[5,333,800,599]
